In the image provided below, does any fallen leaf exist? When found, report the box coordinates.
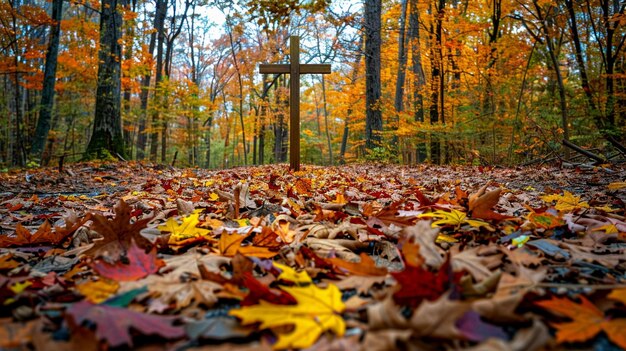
[145,279,222,309]
[455,310,508,342]
[536,295,626,348]
[468,185,512,221]
[0,221,67,247]
[158,210,212,248]
[408,292,471,338]
[328,252,388,276]
[541,191,590,212]
[391,256,463,307]
[229,282,345,350]
[92,240,165,281]
[0,318,36,349]
[0,253,20,270]
[66,300,185,348]
[419,209,493,230]
[75,278,120,303]
[608,288,626,305]
[607,182,626,190]
[240,271,297,306]
[84,200,153,258]
[400,221,444,268]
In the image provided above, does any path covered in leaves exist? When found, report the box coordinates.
[1,161,625,350]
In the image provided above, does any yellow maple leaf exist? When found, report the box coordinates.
[418,209,493,230]
[229,282,345,350]
[273,262,313,284]
[158,210,211,246]
[541,191,589,212]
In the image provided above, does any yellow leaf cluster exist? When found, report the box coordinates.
[229,279,345,350]
[541,191,589,212]
[418,209,493,230]
[157,210,211,246]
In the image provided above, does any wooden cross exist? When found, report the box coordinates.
[260,36,331,171]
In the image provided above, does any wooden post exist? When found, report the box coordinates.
[259,36,331,171]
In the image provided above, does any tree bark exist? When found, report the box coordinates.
[86,0,126,159]
[149,0,166,162]
[136,0,166,160]
[429,0,445,164]
[393,0,409,150]
[364,0,383,150]
[533,1,569,151]
[409,0,426,161]
[30,0,63,163]
[226,16,247,165]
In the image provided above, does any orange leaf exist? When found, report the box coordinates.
[220,232,278,258]
[219,232,247,256]
[0,254,20,271]
[536,296,604,343]
[468,185,512,221]
[0,221,67,247]
[400,241,425,268]
[328,252,388,276]
[237,245,279,258]
[602,318,626,349]
[608,288,626,305]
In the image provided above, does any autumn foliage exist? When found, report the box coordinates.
[1,0,625,168]
[1,161,625,350]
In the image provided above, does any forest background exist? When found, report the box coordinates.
[1,0,625,169]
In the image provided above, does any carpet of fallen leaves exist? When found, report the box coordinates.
[1,161,626,351]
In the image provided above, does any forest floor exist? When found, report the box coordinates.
[1,161,626,351]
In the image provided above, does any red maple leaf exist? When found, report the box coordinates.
[240,272,297,306]
[92,240,165,281]
[391,256,463,307]
[66,300,185,348]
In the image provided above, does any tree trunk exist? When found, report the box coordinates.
[121,0,136,157]
[149,1,166,162]
[86,0,126,159]
[320,75,333,165]
[136,0,166,160]
[364,0,383,150]
[429,0,445,164]
[409,0,427,161]
[393,0,409,150]
[30,0,63,164]
[533,1,569,153]
[226,16,247,165]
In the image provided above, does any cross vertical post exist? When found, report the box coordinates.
[259,36,331,171]
[290,36,301,171]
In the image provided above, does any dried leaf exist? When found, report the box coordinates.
[328,252,388,276]
[66,300,185,348]
[469,185,512,221]
[84,200,153,258]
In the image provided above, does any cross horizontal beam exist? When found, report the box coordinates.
[259,36,332,171]
[259,64,331,74]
